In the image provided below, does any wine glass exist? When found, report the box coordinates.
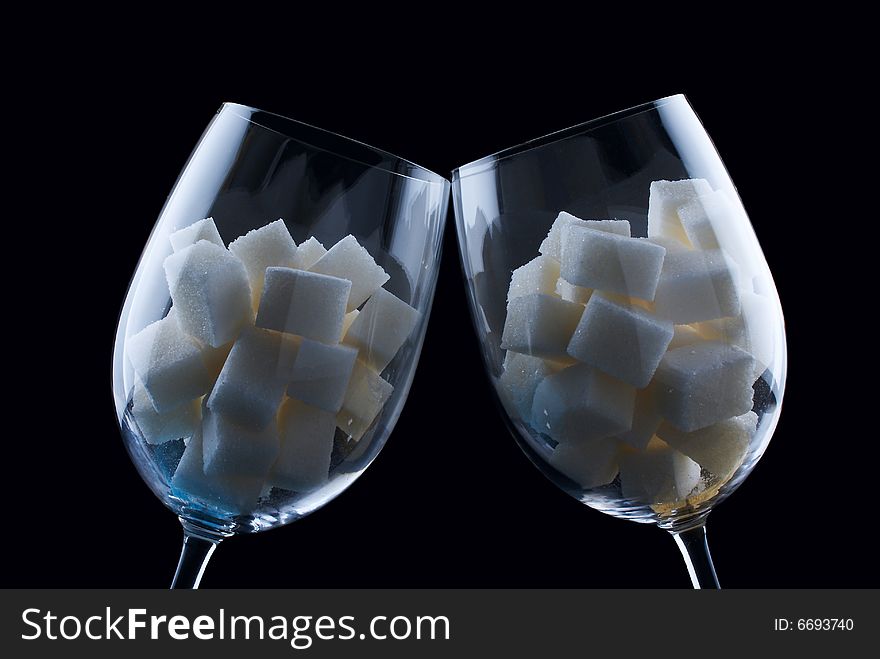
[112,103,449,588]
[451,94,786,588]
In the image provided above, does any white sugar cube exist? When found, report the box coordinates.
[549,438,620,489]
[619,437,702,504]
[127,314,212,413]
[696,292,776,378]
[207,326,300,429]
[293,236,327,270]
[657,411,757,479]
[270,398,335,492]
[507,255,560,302]
[654,248,741,323]
[255,267,351,344]
[310,235,389,311]
[202,408,280,479]
[130,381,201,444]
[561,226,666,301]
[661,187,759,289]
[602,291,656,313]
[667,324,704,350]
[336,361,393,441]
[676,190,739,251]
[228,219,298,309]
[567,294,673,387]
[498,351,558,419]
[530,364,635,444]
[343,288,421,372]
[287,339,358,412]
[171,428,264,515]
[340,309,359,340]
[164,240,253,347]
[539,212,631,261]
[647,178,713,245]
[169,217,224,252]
[501,293,583,361]
[618,383,661,450]
[555,277,592,304]
[647,236,689,253]
[585,219,631,237]
[201,341,233,382]
[655,342,756,432]
[539,211,582,261]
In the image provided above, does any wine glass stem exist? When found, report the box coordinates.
[170,522,222,589]
[671,524,720,589]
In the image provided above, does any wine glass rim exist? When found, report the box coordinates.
[451,94,687,180]
[221,102,450,186]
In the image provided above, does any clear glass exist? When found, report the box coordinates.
[112,103,449,587]
[451,94,786,588]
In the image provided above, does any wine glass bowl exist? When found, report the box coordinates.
[452,95,785,585]
[112,103,449,585]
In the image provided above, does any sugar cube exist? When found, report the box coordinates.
[675,189,762,288]
[270,398,336,492]
[654,342,756,432]
[696,292,776,378]
[676,190,739,251]
[619,437,702,504]
[567,294,673,387]
[171,428,264,515]
[130,380,200,444]
[654,248,741,323]
[255,267,351,344]
[202,408,280,479]
[539,211,582,261]
[540,211,632,261]
[647,178,713,244]
[310,235,389,311]
[336,361,393,441]
[606,291,655,311]
[647,236,689,253]
[667,324,705,350]
[618,383,661,450]
[548,438,620,489]
[598,292,656,315]
[498,351,558,419]
[171,291,231,381]
[507,255,561,302]
[228,219,298,309]
[207,326,300,429]
[293,236,327,270]
[343,288,421,372]
[555,278,592,304]
[530,364,635,444]
[561,226,666,301]
[164,240,253,347]
[501,293,583,361]
[340,310,359,341]
[657,411,757,479]
[287,339,358,412]
[169,217,224,252]
[201,341,233,382]
[127,314,212,413]
[585,219,632,237]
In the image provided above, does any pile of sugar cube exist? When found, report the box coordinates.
[499,179,774,505]
[127,218,420,514]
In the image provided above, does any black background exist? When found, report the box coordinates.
[8,26,869,588]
